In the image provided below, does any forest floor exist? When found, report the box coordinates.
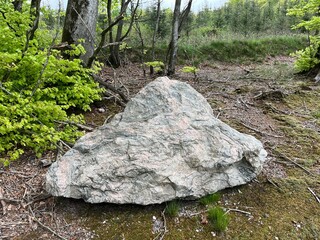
[1,56,320,240]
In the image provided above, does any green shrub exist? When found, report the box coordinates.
[0,3,103,166]
[207,206,229,232]
[144,61,165,74]
[165,200,180,217]
[199,193,221,206]
[291,37,320,72]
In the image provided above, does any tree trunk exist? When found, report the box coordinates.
[151,0,161,61]
[167,0,181,76]
[29,0,41,40]
[166,0,192,75]
[12,0,23,12]
[62,0,98,66]
[109,0,126,67]
[108,0,135,68]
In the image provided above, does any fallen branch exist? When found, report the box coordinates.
[159,209,168,240]
[238,121,284,138]
[0,197,21,204]
[29,206,67,240]
[92,74,129,104]
[225,208,251,215]
[103,91,126,107]
[0,170,33,178]
[54,120,94,132]
[273,150,314,176]
[266,178,284,192]
[307,187,320,204]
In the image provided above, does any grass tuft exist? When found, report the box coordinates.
[207,206,229,232]
[165,200,180,217]
[199,193,221,206]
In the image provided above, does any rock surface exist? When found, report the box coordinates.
[46,77,267,205]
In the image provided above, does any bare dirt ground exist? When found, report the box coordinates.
[1,56,320,240]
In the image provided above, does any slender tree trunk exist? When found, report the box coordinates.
[12,0,23,12]
[166,0,192,75]
[109,0,126,67]
[167,0,181,76]
[108,0,136,67]
[107,0,114,62]
[62,0,98,66]
[151,0,161,61]
[29,0,41,40]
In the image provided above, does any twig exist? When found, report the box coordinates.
[28,206,67,240]
[187,209,208,217]
[307,187,320,204]
[238,121,284,138]
[0,197,21,204]
[92,74,129,103]
[0,187,7,215]
[159,209,168,240]
[0,170,33,178]
[273,150,314,176]
[225,208,251,215]
[0,221,29,226]
[54,120,94,131]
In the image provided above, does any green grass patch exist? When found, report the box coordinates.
[165,200,180,217]
[199,193,221,206]
[207,206,229,232]
[179,35,307,64]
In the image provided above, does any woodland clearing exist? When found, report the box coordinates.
[1,56,320,240]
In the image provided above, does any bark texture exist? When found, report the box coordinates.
[167,0,181,76]
[62,0,98,66]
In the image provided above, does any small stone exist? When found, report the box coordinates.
[40,158,52,167]
[97,108,105,113]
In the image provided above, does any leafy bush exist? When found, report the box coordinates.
[0,2,103,166]
[287,0,320,72]
[291,40,320,72]
[144,61,165,74]
[207,206,229,232]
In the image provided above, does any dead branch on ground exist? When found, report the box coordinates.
[28,206,67,240]
[92,74,129,104]
[237,121,284,138]
[307,187,320,204]
[273,150,314,176]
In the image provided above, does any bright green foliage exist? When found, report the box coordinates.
[144,61,165,73]
[0,2,103,165]
[181,66,199,74]
[291,38,320,72]
[288,0,320,72]
[199,193,221,206]
[181,66,199,80]
[165,200,180,217]
[207,206,229,232]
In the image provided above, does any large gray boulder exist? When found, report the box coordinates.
[46,77,267,205]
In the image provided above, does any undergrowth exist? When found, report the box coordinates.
[0,3,103,166]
